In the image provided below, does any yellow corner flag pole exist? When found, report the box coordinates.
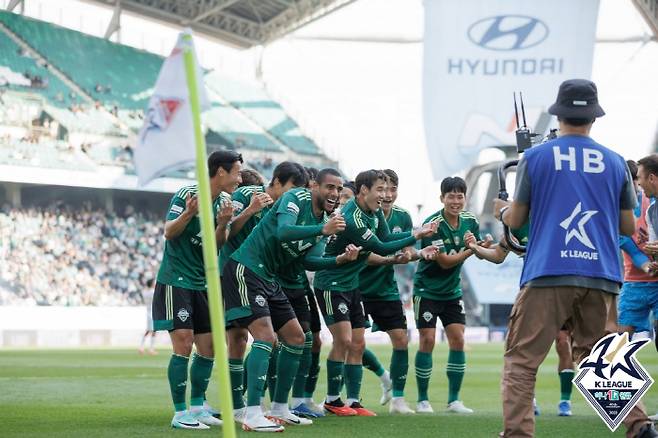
[182,32,236,438]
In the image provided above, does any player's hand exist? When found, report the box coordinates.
[337,244,361,264]
[248,192,273,213]
[216,200,234,225]
[391,251,411,265]
[419,245,440,261]
[464,231,478,249]
[414,221,437,240]
[493,198,511,220]
[645,241,658,255]
[322,215,346,236]
[185,193,199,217]
[480,234,494,248]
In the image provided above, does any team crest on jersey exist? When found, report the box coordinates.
[454,236,461,246]
[177,308,190,322]
[393,226,402,233]
[255,295,266,307]
[422,311,433,322]
[574,333,653,431]
[338,303,348,314]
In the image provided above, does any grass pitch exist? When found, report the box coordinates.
[1,343,657,437]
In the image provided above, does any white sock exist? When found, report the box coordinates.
[246,405,262,419]
[392,396,404,402]
[381,370,392,385]
[270,402,288,415]
[345,398,358,406]
[291,397,304,408]
[326,394,340,402]
[190,405,203,413]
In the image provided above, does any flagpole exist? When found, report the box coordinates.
[181,32,236,438]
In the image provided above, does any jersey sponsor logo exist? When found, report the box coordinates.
[574,333,653,431]
[361,229,374,241]
[422,311,433,322]
[337,302,348,314]
[287,202,300,215]
[559,202,599,260]
[170,205,184,215]
[255,295,266,307]
[177,308,190,322]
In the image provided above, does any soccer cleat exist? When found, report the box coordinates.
[291,402,323,418]
[204,401,221,419]
[234,407,247,424]
[389,398,415,414]
[171,412,211,430]
[380,376,393,405]
[303,399,326,416]
[416,400,434,414]
[557,400,572,417]
[446,400,473,414]
[533,398,540,416]
[323,398,357,416]
[191,409,223,426]
[241,414,285,433]
[267,410,313,426]
[349,401,377,416]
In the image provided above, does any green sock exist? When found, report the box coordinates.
[246,341,272,406]
[415,351,432,402]
[168,354,189,412]
[229,358,245,409]
[242,352,249,396]
[266,344,280,401]
[326,359,344,397]
[559,369,575,401]
[390,349,408,397]
[362,348,385,377]
[344,363,363,401]
[446,350,466,403]
[190,353,214,408]
[292,332,313,398]
[304,352,321,398]
[273,342,304,403]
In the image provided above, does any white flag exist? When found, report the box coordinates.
[134,30,210,186]
[423,0,599,179]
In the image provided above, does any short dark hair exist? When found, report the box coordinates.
[305,167,319,182]
[270,161,308,188]
[440,176,467,196]
[343,180,356,194]
[382,169,398,186]
[239,169,265,187]
[355,169,387,194]
[558,117,594,127]
[316,168,341,185]
[638,154,658,178]
[627,160,638,181]
[208,150,243,177]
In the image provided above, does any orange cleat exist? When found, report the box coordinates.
[349,401,377,416]
[323,398,357,416]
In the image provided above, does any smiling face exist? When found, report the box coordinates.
[440,190,466,218]
[638,165,657,198]
[314,174,343,214]
[361,177,386,212]
[382,180,398,214]
[215,161,243,195]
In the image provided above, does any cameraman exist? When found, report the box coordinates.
[498,79,655,438]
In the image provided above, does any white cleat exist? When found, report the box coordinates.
[268,410,313,426]
[191,409,223,426]
[416,400,434,414]
[447,400,474,414]
[242,414,284,433]
[304,399,325,416]
[234,407,247,424]
[379,377,393,405]
[389,398,415,414]
[171,412,211,430]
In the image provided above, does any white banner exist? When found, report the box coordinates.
[423,0,600,179]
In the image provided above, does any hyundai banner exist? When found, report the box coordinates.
[423,0,600,179]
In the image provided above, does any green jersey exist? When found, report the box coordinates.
[413,209,480,301]
[510,223,529,246]
[157,185,226,290]
[219,185,269,274]
[277,260,310,290]
[359,206,413,301]
[314,198,416,292]
[232,188,326,282]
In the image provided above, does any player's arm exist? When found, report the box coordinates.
[348,220,435,256]
[228,191,273,238]
[303,241,361,270]
[375,209,412,242]
[619,235,652,272]
[164,193,197,240]
[466,233,509,264]
[366,252,410,266]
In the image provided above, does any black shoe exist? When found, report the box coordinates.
[637,423,658,438]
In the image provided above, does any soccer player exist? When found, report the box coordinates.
[239,169,266,187]
[139,277,157,355]
[339,181,356,208]
[359,169,420,414]
[151,150,242,430]
[222,162,310,419]
[314,169,437,417]
[222,169,358,432]
[413,176,480,415]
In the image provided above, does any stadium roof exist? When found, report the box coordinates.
[83,0,356,49]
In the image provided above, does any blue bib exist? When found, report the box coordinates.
[520,135,627,286]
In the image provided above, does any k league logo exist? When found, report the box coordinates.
[574,333,653,431]
[467,15,549,51]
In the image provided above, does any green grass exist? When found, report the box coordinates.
[1,343,656,437]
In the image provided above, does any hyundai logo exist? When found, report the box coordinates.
[468,15,549,51]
